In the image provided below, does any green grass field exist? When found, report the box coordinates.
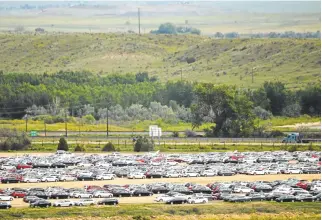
[0,33,320,89]
[0,202,320,220]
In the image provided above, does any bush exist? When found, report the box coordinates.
[269,130,285,137]
[186,57,196,64]
[172,131,179,137]
[253,106,273,120]
[74,145,85,152]
[288,145,298,152]
[102,142,115,152]
[133,136,154,152]
[0,130,31,151]
[57,137,68,151]
[185,129,197,137]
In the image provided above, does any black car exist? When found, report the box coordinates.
[145,172,164,179]
[97,198,119,205]
[132,189,153,196]
[265,193,285,201]
[173,189,193,195]
[275,195,296,202]
[0,202,11,209]
[112,189,132,197]
[51,163,66,168]
[32,164,51,168]
[30,200,52,208]
[27,191,50,199]
[150,186,170,194]
[192,187,212,194]
[49,192,70,199]
[77,175,95,181]
[217,171,235,176]
[1,177,20,184]
[165,197,188,205]
[302,168,321,174]
[228,196,251,202]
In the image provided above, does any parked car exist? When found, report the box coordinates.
[74,199,96,206]
[53,200,74,207]
[0,195,14,201]
[0,202,11,209]
[165,197,188,205]
[188,197,208,204]
[30,200,52,208]
[93,191,113,198]
[275,195,296,202]
[97,198,119,205]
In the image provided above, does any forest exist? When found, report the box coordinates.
[0,71,319,137]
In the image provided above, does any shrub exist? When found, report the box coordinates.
[172,131,179,137]
[253,106,273,120]
[102,142,115,152]
[288,145,298,152]
[74,145,85,152]
[0,130,31,151]
[57,137,68,151]
[269,130,285,137]
[186,57,196,64]
[185,129,197,137]
[134,136,154,152]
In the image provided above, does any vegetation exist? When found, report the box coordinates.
[57,137,68,151]
[214,31,321,39]
[151,23,201,35]
[0,129,30,151]
[134,136,155,152]
[0,202,319,220]
[74,144,85,152]
[102,142,115,152]
[0,33,320,89]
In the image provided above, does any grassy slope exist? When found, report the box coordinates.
[0,202,320,220]
[0,33,320,89]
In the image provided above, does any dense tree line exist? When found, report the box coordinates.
[0,71,319,136]
[151,23,201,35]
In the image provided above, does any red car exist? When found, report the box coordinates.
[11,191,27,198]
[296,181,310,190]
[16,164,32,169]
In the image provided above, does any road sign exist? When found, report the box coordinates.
[149,125,162,137]
[30,131,38,137]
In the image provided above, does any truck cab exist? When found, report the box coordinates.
[282,133,301,143]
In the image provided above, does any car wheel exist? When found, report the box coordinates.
[192,201,195,204]
[111,177,114,180]
[171,202,174,205]
[15,196,19,199]
[138,194,141,197]
[37,180,40,183]
[301,200,303,202]
[45,180,48,182]
[69,204,72,207]
[46,205,49,208]
[6,181,9,184]
[281,200,283,202]
[58,205,61,207]
[119,195,122,198]
[89,195,92,198]
[78,195,81,198]
[292,200,294,202]
[63,179,66,182]
[181,201,184,204]
[56,197,59,199]
[113,202,116,206]
[27,180,30,183]
[6,206,9,209]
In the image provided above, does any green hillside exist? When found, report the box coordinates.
[0,33,320,89]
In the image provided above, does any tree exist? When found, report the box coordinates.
[263,82,287,115]
[82,114,95,124]
[74,145,85,152]
[135,72,149,82]
[282,103,302,117]
[57,137,68,151]
[191,84,255,137]
[152,23,177,34]
[133,136,154,152]
[102,142,115,152]
[299,85,321,115]
[214,32,224,39]
[253,106,272,120]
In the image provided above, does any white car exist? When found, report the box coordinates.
[188,197,208,204]
[93,191,113,198]
[1,165,15,170]
[233,186,254,193]
[285,168,303,174]
[128,173,146,179]
[73,192,93,198]
[165,172,182,178]
[59,175,77,182]
[23,177,40,183]
[201,170,217,177]
[265,169,281,175]
[96,174,115,180]
[166,161,178,166]
[0,195,14,201]
[249,170,266,175]
[77,163,93,168]
[184,172,200,177]
[74,199,96,206]
[53,200,74,207]
[41,176,58,182]
[155,195,174,202]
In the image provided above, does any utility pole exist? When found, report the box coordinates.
[138,8,141,35]
[65,109,68,137]
[25,112,28,132]
[44,122,47,137]
[106,108,109,137]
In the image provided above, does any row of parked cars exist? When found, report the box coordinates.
[0,178,320,208]
[0,151,320,183]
